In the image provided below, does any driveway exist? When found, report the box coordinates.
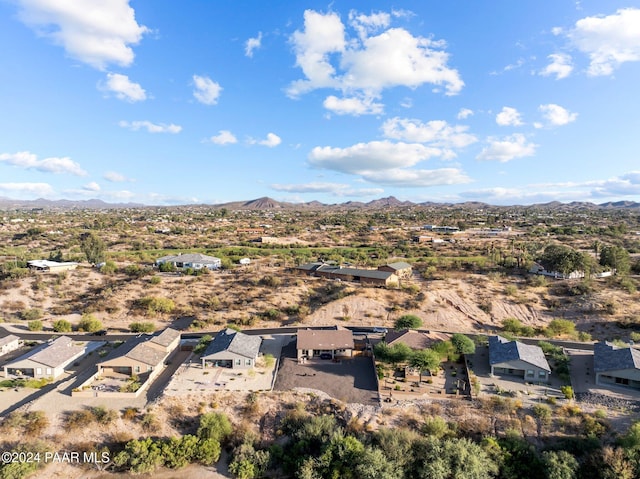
[274,340,379,405]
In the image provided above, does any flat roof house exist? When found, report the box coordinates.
[297,327,354,361]
[27,260,78,273]
[156,253,221,271]
[0,334,22,357]
[489,335,551,383]
[594,341,640,390]
[201,329,262,370]
[4,336,86,379]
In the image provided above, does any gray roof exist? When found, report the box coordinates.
[156,253,221,264]
[295,262,396,281]
[381,261,412,271]
[489,335,551,372]
[594,341,640,372]
[0,334,20,347]
[202,328,262,360]
[12,336,85,368]
[149,327,180,349]
[297,328,354,350]
[99,335,167,367]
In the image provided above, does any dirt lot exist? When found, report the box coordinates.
[274,340,379,405]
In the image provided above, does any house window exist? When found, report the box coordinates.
[46,368,52,375]
[245,359,252,366]
[526,370,534,377]
[36,367,42,375]
[135,366,141,373]
[539,371,546,378]
[235,359,241,366]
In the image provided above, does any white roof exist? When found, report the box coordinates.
[27,260,78,268]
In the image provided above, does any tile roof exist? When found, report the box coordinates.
[99,335,167,367]
[15,336,85,368]
[149,327,180,348]
[297,328,354,350]
[594,341,640,373]
[202,328,262,360]
[489,335,551,372]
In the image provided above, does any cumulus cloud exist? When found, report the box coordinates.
[118,120,182,133]
[245,32,262,57]
[252,133,281,147]
[287,9,463,109]
[208,130,238,145]
[0,182,55,197]
[193,75,222,105]
[100,73,146,102]
[270,182,384,197]
[15,0,148,70]
[103,171,134,182]
[457,108,474,119]
[476,134,537,162]
[0,151,87,176]
[539,53,573,79]
[323,95,384,115]
[496,107,524,126]
[307,140,470,187]
[83,181,101,191]
[381,117,477,149]
[537,104,578,127]
[563,8,640,76]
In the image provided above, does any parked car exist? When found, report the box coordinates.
[94,330,108,336]
[373,327,388,334]
[319,353,332,360]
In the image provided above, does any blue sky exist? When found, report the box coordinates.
[1,1,640,206]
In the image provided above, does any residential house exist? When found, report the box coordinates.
[156,253,221,271]
[4,336,86,379]
[594,341,640,390]
[97,329,180,378]
[0,335,22,357]
[201,328,262,369]
[293,262,399,287]
[297,327,354,361]
[488,335,551,383]
[27,260,78,273]
[377,261,412,279]
[529,262,585,280]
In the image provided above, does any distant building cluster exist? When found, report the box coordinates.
[293,261,412,286]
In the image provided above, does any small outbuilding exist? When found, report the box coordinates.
[489,335,551,383]
[0,334,22,356]
[201,329,262,369]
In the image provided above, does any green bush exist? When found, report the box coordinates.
[52,319,72,332]
[27,320,43,331]
[78,313,103,332]
[21,308,43,321]
[129,322,155,333]
[394,314,422,330]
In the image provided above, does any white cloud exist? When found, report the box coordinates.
[100,73,146,102]
[309,140,440,173]
[119,120,182,133]
[0,182,55,197]
[565,8,640,76]
[287,9,463,103]
[457,108,474,119]
[103,171,134,182]
[270,182,384,197]
[245,32,262,57]
[359,168,471,187]
[83,181,101,191]
[0,151,87,176]
[476,134,537,162]
[252,133,281,147]
[323,95,384,115]
[15,0,148,70]
[496,107,523,126]
[192,75,222,105]
[538,104,578,127]
[539,53,573,79]
[208,130,238,145]
[381,117,477,149]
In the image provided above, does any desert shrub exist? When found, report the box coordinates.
[91,406,118,425]
[394,314,422,330]
[52,319,72,332]
[129,322,155,333]
[561,385,575,400]
[27,320,43,331]
[100,260,118,274]
[260,275,281,288]
[198,412,232,444]
[122,408,139,421]
[504,285,518,296]
[149,276,161,285]
[545,318,577,338]
[66,410,95,431]
[21,308,43,321]
[135,296,175,315]
[78,313,103,332]
[140,412,159,431]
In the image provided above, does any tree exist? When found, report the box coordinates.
[53,319,72,332]
[541,450,578,479]
[533,404,552,439]
[197,412,232,443]
[394,314,423,330]
[600,245,631,275]
[80,232,106,264]
[410,349,441,381]
[451,333,476,355]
